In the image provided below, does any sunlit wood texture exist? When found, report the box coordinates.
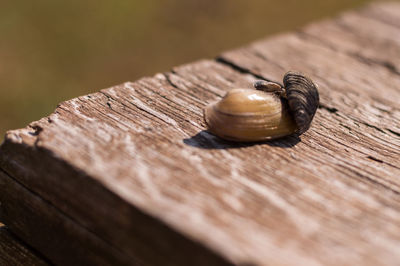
[1,2,400,265]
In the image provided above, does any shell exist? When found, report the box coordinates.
[253,80,283,93]
[204,88,297,142]
[283,71,319,134]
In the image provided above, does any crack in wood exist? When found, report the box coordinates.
[386,128,400,138]
[163,72,179,90]
[360,121,386,134]
[28,125,43,137]
[367,155,384,163]
[216,57,267,81]
[318,103,339,113]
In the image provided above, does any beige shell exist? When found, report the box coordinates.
[204,88,298,142]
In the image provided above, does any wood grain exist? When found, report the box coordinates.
[0,170,139,266]
[1,2,400,265]
[0,224,49,266]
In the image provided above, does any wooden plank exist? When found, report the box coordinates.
[0,170,140,266]
[302,7,400,73]
[0,224,49,266]
[1,2,400,265]
[360,1,400,29]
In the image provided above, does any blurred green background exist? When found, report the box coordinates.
[0,0,385,136]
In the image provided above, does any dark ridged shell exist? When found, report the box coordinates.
[283,71,319,134]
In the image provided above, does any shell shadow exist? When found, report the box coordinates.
[183,130,301,150]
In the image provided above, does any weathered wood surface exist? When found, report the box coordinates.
[1,2,400,265]
[0,224,49,266]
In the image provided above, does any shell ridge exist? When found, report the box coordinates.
[283,71,319,134]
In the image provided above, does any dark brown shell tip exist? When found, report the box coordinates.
[283,71,319,134]
[253,80,282,93]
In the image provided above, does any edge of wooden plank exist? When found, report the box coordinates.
[0,169,139,266]
[0,150,234,266]
[0,224,50,266]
